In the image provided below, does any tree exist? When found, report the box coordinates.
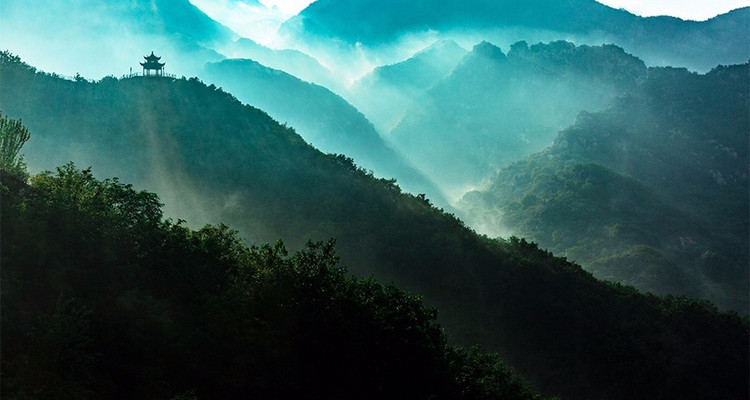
[0,111,30,178]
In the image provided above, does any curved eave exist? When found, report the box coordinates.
[140,62,166,68]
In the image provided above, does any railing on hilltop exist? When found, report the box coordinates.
[121,72,177,79]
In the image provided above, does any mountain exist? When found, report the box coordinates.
[357,40,468,92]
[203,57,448,205]
[1,53,748,399]
[0,0,237,78]
[388,40,647,198]
[223,38,337,88]
[281,0,750,72]
[460,63,750,311]
[348,39,468,133]
[131,0,237,46]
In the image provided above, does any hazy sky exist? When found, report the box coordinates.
[255,0,749,20]
[596,0,749,20]
[257,0,315,15]
[191,0,750,45]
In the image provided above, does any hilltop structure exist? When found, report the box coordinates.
[140,51,165,76]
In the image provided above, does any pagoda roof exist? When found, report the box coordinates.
[143,51,162,61]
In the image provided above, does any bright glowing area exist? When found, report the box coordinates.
[188,0,292,45]
[189,0,750,47]
[258,0,315,15]
[596,0,750,20]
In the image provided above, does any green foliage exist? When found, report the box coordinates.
[1,164,543,400]
[451,346,539,400]
[0,111,30,179]
[14,297,98,400]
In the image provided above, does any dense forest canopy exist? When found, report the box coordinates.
[0,157,544,399]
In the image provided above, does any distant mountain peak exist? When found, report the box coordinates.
[509,40,530,54]
[470,41,506,59]
[417,39,465,55]
[283,0,750,71]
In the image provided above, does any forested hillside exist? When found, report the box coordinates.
[202,57,447,205]
[0,143,543,398]
[461,63,749,311]
[1,53,747,400]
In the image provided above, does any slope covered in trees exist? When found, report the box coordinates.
[461,63,749,311]
[202,57,447,205]
[0,159,542,399]
[1,53,747,399]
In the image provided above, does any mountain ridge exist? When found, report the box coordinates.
[346,39,468,133]
[460,62,750,311]
[388,40,647,197]
[282,0,750,71]
[203,57,450,206]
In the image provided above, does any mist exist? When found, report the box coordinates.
[4,0,746,228]
[3,0,745,233]
[0,0,228,80]
[187,0,287,46]
[330,37,647,202]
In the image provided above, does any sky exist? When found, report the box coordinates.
[191,0,750,45]
[596,0,750,20]
[257,0,315,15]
[251,0,750,20]
[188,0,313,45]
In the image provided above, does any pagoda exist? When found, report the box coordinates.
[140,51,165,76]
